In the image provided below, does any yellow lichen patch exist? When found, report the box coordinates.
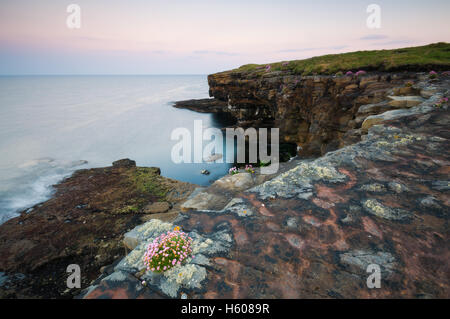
[299,163,344,181]
[365,199,386,216]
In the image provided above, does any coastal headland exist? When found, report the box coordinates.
[0,43,449,298]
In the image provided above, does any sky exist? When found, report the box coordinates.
[0,0,449,75]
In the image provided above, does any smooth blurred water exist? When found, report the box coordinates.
[0,75,233,224]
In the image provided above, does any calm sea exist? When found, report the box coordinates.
[0,75,233,224]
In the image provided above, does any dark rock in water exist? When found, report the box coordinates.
[112,158,136,168]
[173,98,228,113]
[0,160,195,298]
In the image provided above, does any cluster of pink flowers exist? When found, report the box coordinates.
[355,70,367,77]
[143,227,193,273]
[429,70,438,79]
[245,164,255,174]
[229,167,239,175]
[443,71,450,76]
[434,97,449,108]
[345,71,354,76]
[265,65,272,72]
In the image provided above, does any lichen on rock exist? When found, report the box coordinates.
[87,216,233,299]
[362,199,412,221]
[249,161,346,200]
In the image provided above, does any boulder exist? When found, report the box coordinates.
[181,191,227,211]
[212,172,255,191]
[142,202,171,214]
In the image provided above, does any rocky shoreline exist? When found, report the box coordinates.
[0,159,196,298]
[0,68,449,298]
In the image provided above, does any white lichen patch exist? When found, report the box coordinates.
[104,271,128,282]
[133,219,173,238]
[115,241,148,272]
[123,219,173,250]
[192,238,214,255]
[190,229,232,256]
[164,264,206,286]
[340,250,396,276]
[159,264,207,298]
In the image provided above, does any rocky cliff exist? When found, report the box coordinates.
[208,71,428,156]
[175,43,450,157]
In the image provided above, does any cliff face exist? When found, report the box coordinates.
[208,71,432,156]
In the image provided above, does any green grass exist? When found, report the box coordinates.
[131,167,168,199]
[231,42,450,76]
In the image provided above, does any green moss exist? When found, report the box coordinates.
[230,42,450,76]
[131,167,168,199]
[114,205,140,214]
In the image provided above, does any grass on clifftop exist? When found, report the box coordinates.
[234,43,450,76]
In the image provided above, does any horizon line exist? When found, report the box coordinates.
[0,74,209,76]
